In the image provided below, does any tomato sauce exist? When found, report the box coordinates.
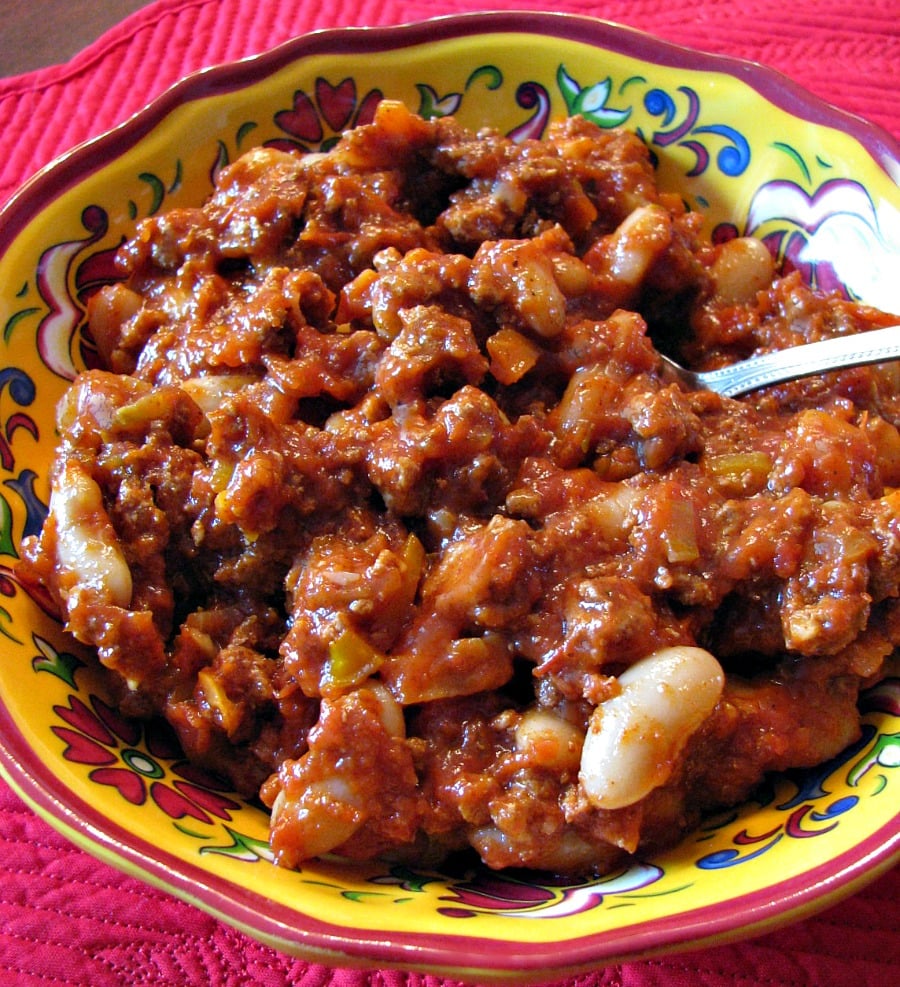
[21,101,900,876]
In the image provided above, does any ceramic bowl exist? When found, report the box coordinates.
[0,12,898,982]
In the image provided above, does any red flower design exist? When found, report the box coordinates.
[271,77,383,152]
[92,766,146,804]
[52,693,241,824]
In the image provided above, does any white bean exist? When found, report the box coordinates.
[510,250,567,338]
[51,460,133,614]
[268,686,405,862]
[710,236,775,306]
[583,483,642,544]
[367,681,406,739]
[180,374,257,414]
[515,707,583,774]
[269,777,363,860]
[469,237,567,338]
[579,645,724,810]
[607,203,672,289]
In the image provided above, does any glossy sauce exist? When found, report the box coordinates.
[22,102,900,875]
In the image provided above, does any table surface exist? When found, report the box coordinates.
[0,2,897,985]
[2,2,154,77]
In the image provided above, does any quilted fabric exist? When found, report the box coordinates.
[1,0,898,208]
[0,1,898,984]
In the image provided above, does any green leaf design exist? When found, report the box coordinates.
[138,172,166,215]
[465,65,503,92]
[772,142,812,184]
[236,122,258,148]
[557,64,581,114]
[3,307,40,343]
[31,634,83,686]
[168,159,183,195]
[847,732,900,788]
[0,495,17,557]
[415,84,462,120]
[214,141,230,173]
[557,65,632,128]
[198,825,274,862]
[0,607,21,645]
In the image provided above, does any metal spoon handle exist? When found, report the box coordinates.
[695,324,900,397]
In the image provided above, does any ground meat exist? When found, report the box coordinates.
[19,101,900,878]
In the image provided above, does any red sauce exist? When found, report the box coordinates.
[21,101,900,876]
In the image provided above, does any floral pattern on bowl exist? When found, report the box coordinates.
[0,12,898,982]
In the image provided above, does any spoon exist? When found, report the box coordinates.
[659,324,900,398]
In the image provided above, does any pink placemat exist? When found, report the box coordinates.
[1,2,898,984]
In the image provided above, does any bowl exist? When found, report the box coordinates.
[0,12,898,982]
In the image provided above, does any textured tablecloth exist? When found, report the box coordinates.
[0,1,898,984]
